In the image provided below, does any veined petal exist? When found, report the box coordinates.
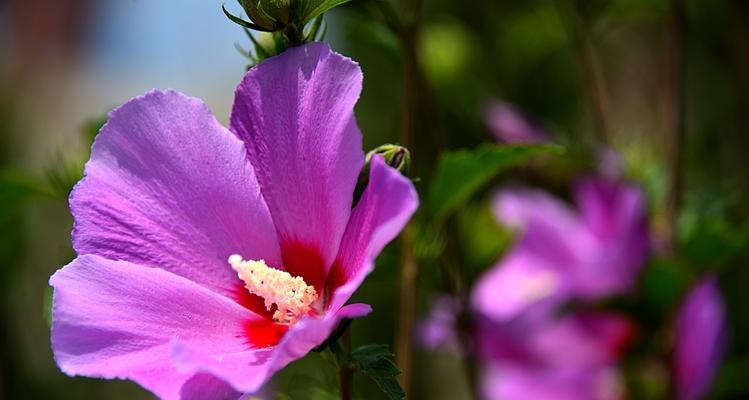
[171,303,371,393]
[326,156,418,311]
[50,255,264,400]
[71,90,280,299]
[230,42,365,290]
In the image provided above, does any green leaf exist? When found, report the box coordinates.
[222,4,274,32]
[427,143,563,221]
[298,0,351,26]
[350,344,404,400]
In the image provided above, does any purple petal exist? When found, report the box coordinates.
[171,303,371,393]
[71,90,280,299]
[471,249,572,322]
[230,42,365,289]
[571,178,649,297]
[325,155,418,311]
[474,188,594,320]
[50,255,262,399]
[478,312,631,400]
[483,363,625,400]
[484,100,549,144]
[416,296,461,352]
[674,277,727,400]
[493,188,594,271]
[475,309,632,369]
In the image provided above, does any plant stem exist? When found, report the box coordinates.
[395,225,417,395]
[663,0,686,251]
[338,329,353,400]
[559,0,612,146]
[394,0,424,395]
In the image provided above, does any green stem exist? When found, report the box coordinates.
[663,0,686,252]
[330,330,354,400]
[559,0,612,146]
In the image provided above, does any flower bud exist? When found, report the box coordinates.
[238,0,291,31]
[353,144,412,205]
[366,144,411,173]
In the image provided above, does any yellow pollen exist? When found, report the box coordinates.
[228,254,318,324]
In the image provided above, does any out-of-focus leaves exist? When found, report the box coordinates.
[427,143,563,221]
[678,193,749,272]
[0,171,53,221]
[81,115,107,144]
[713,356,749,398]
[43,156,84,199]
[413,222,446,262]
[455,200,513,275]
[639,260,691,319]
[499,4,566,76]
[350,344,404,400]
[420,21,474,86]
[274,374,338,400]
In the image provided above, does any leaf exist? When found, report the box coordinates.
[298,0,351,26]
[427,143,563,221]
[350,344,404,400]
[222,4,274,32]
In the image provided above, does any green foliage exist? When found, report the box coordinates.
[298,0,351,26]
[350,344,405,400]
[427,143,563,222]
[639,259,691,320]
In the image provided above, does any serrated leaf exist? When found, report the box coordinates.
[427,143,563,221]
[350,344,404,400]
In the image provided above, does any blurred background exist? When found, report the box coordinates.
[1,0,747,399]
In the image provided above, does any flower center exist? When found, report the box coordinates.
[228,254,318,325]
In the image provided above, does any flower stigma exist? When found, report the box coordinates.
[229,255,318,324]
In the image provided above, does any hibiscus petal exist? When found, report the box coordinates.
[71,89,280,299]
[483,363,625,400]
[571,177,649,296]
[674,277,727,400]
[50,255,264,400]
[471,249,571,322]
[230,42,365,289]
[171,303,371,393]
[326,156,418,311]
[493,188,593,270]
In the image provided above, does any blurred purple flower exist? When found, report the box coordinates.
[674,276,727,400]
[416,296,462,352]
[463,175,647,399]
[472,177,649,322]
[484,100,550,144]
[49,43,418,399]
[479,311,633,400]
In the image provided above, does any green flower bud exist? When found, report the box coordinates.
[367,144,411,173]
[239,0,291,31]
[353,144,412,205]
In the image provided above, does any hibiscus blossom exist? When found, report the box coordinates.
[472,177,649,322]
[469,177,646,399]
[49,43,418,399]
